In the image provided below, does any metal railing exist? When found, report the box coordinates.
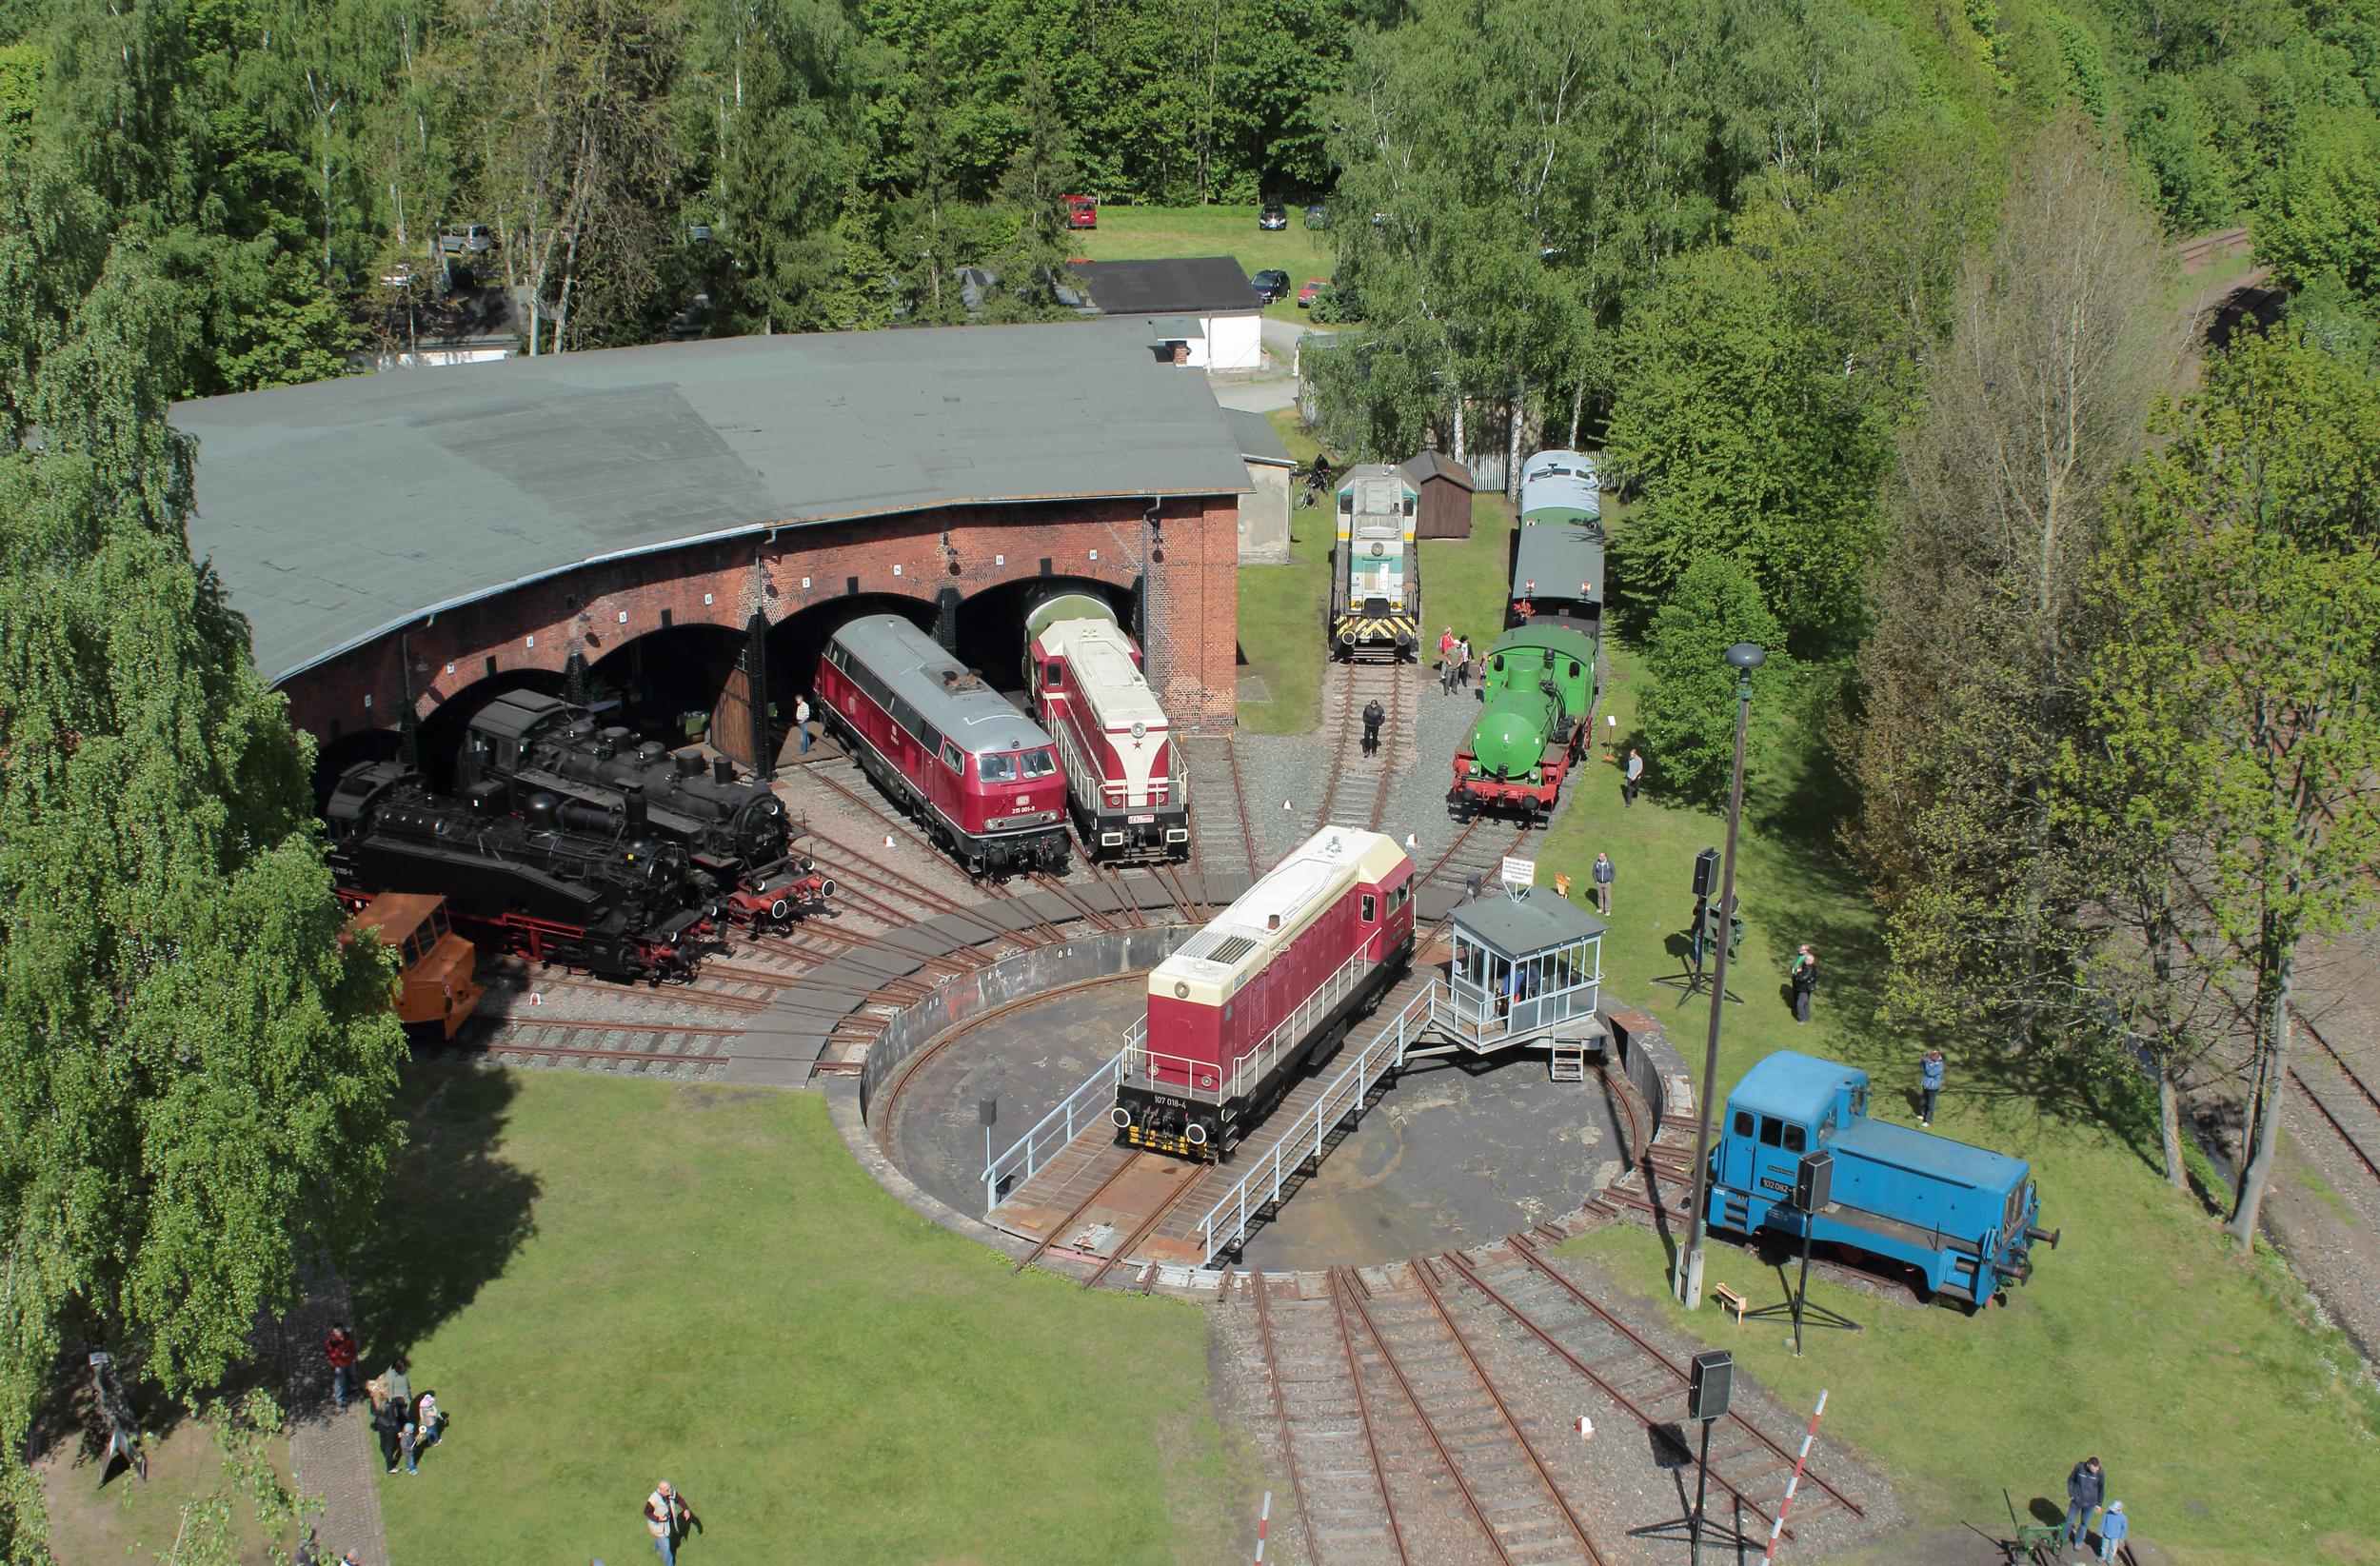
[1124,952,1373,1106]
[981,1030,1136,1214]
[1193,980,1454,1268]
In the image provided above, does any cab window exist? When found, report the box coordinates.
[979,751,1016,783]
[1360,894,1377,922]
[1759,1116,1785,1148]
[1044,662,1065,688]
[1020,748,1058,779]
[1734,1110,1754,1138]
[1784,1123,1807,1153]
[942,742,965,774]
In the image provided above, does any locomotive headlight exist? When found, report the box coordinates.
[1174,981,1190,999]
[1131,722,1145,740]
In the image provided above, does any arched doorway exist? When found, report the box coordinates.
[764,592,937,721]
[583,622,751,752]
[953,576,1139,700]
[411,666,571,792]
[309,726,406,809]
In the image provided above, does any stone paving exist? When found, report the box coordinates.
[278,1272,389,1566]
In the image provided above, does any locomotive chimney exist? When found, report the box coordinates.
[1267,914,1281,932]
[624,784,649,834]
[712,755,734,785]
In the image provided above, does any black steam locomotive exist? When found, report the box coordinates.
[454,692,827,925]
[326,762,711,984]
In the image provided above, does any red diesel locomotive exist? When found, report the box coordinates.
[818,614,1071,875]
[1027,610,1188,864]
[1115,826,1415,1160]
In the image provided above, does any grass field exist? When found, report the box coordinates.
[1527,616,2380,1562]
[35,1408,294,1565]
[1069,205,1336,322]
[357,1069,1244,1566]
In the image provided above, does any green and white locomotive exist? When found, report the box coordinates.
[1329,464,1420,661]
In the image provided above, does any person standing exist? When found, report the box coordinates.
[324,1323,358,1413]
[1438,626,1458,692]
[645,1480,698,1565]
[381,1358,411,1417]
[1360,698,1385,757]
[370,1389,407,1475]
[1457,636,1474,690]
[1920,1048,1945,1125]
[1591,852,1616,917]
[794,693,813,755]
[1790,945,1818,1024]
[398,1418,420,1476]
[2064,1457,2105,1552]
[1623,747,1645,806]
[2097,1500,2128,1562]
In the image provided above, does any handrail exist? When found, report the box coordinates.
[982,1034,1134,1214]
[1123,950,1372,1105]
[1193,981,1451,1268]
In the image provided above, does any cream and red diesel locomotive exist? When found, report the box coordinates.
[1026,602,1188,865]
[1115,826,1415,1160]
[818,614,1072,875]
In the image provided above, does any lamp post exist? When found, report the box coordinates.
[1676,641,1764,1309]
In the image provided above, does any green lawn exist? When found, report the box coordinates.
[1234,410,1333,734]
[1422,487,1519,655]
[357,1070,1243,1566]
[1070,205,1335,322]
[1529,629,2380,1563]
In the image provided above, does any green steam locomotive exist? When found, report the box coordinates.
[1446,624,1599,823]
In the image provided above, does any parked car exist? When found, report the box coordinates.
[1298,276,1330,308]
[1259,202,1288,230]
[439,223,497,256]
[1303,204,1330,229]
[1063,193,1098,229]
[1252,268,1291,304]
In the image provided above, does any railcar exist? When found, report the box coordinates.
[1449,624,1598,823]
[342,893,485,1040]
[454,692,817,927]
[1705,1051,2059,1308]
[1330,465,1421,661]
[818,614,1071,875]
[1025,598,1188,864]
[325,762,709,984]
[1115,826,1415,1160]
[1508,449,1605,628]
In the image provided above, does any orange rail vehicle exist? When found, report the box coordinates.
[343,893,485,1039]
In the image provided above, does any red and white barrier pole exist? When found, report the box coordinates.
[1757,1388,1829,1565]
[1253,1490,1271,1565]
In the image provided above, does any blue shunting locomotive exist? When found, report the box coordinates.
[1705,1051,2058,1307]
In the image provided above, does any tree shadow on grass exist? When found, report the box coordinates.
[347,1061,540,1367]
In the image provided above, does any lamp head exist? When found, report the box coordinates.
[1723,642,1767,671]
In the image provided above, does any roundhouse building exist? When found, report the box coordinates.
[177,322,1254,779]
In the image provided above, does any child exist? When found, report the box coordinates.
[415,1391,443,1448]
[399,1419,420,1476]
[2097,1500,2128,1561]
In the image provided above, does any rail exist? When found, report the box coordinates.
[1195,980,1452,1267]
[981,1028,1136,1213]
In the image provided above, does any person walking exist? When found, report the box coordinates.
[1591,852,1616,917]
[2064,1457,2105,1552]
[369,1388,407,1475]
[1622,747,1645,807]
[794,694,813,755]
[1790,944,1818,1024]
[2096,1499,2128,1562]
[324,1323,358,1413]
[1919,1047,1945,1125]
[415,1391,443,1449]
[645,1480,699,1565]
[1360,697,1385,757]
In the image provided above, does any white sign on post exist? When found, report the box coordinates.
[1500,856,1537,890]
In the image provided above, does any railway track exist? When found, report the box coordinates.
[1416,816,1536,908]
[1242,1246,1858,1566]
[1183,734,1262,882]
[1317,662,1412,833]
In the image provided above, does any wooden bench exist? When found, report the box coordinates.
[1712,1283,1750,1324]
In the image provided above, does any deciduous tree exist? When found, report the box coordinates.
[1636,555,1793,802]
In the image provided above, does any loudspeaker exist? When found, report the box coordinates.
[979,1095,1000,1128]
[1795,1150,1834,1213]
[1693,847,1719,899]
[1687,1350,1733,1422]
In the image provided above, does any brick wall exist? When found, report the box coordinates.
[283,493,1243,754]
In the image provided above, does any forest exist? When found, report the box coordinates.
[3,0,2379,1559]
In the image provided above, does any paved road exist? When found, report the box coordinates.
[1208,318,1336,413]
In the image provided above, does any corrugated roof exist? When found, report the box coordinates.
[1223,408,1296,468]
[176,320,1255,684]
[1072,257,1261,318]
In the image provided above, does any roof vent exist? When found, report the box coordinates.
[1267,914,1281,932]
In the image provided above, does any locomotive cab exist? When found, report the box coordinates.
[1708,1052,2054,1308]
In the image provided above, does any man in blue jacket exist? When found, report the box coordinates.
[2064,1456,2105,1551]
[1920,1048,1945,1126]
